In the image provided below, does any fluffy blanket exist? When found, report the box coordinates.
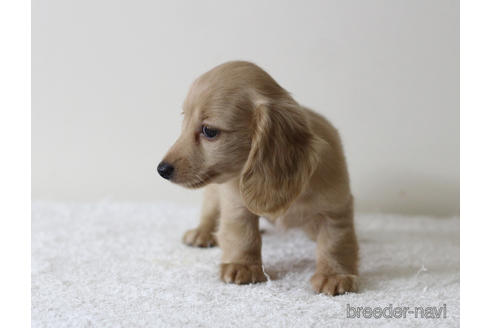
[32,202,459,327]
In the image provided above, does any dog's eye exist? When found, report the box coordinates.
[201,125,219,139]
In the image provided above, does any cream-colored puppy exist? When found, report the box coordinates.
[157,61,358,295]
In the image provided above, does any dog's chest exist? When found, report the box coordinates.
[266,200,317,228]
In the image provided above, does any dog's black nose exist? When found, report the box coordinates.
[157,162,174,180]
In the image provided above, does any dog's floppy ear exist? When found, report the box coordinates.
[240,103,322,217]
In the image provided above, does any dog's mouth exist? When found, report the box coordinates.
[180,170,219,189]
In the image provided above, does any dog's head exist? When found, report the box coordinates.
[158,61,321,216]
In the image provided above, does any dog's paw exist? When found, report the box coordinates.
[182,228,217,247]
[310,273,358,296]
[220,263,267,285]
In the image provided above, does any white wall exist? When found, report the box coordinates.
[32,0,459,216]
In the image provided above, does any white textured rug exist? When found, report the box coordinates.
[32,202,459,327]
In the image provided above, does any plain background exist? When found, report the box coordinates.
[32,0,459,216]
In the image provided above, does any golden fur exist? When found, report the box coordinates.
[160,61,359,295]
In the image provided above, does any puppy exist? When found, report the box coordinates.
[157,61,358,295]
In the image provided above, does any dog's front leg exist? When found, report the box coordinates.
[217,192,266,284]
[310,208,359,296]
[182,185,219,247]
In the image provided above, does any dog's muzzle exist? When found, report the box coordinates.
[157,162,174,180]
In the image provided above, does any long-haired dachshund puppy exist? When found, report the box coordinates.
[157,61,358,295]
